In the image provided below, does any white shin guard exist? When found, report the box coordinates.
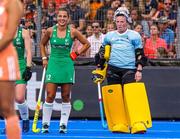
[60,102,71,127]
[42,102,53,126]
[17,101,29,120]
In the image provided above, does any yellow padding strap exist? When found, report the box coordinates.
[104,45,111,61]
[124,82,152,129]
[102,84,129,133]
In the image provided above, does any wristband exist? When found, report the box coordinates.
[42,57,47,60]
[70,52,79,60]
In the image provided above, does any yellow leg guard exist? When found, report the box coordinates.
[123,82,152,134]
[102,84,130,133]
[131,122,146,134]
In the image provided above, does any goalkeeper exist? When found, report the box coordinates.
[93,7,147,85]
[92,7,148,133]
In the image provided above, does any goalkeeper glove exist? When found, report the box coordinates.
[22,66,32,81]
[92,64,108,84]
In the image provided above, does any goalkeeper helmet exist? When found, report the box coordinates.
[114,7,131,23]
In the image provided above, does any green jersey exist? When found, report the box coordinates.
[45,25,75,84]
[50,25,73,58]
[13,27,26,84]
[13,27,25,60]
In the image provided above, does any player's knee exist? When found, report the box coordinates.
[61,93,70,102]
[15,97,25,104]
[46,93,56,103]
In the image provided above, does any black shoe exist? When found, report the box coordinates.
[22,120,29,133]
[1,128,6,134]
[59,124,67,134]
[42,123,49,133]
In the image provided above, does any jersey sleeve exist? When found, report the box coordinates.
[132,32,143,50]
[102,33,111,47]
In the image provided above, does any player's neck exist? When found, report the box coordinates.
[58,25,67,31]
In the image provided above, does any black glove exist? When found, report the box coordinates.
[95,53,106,70]
[98,46,105,59]
[22,66,32,81]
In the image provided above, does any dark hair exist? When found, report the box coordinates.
[134,22,142,29]
[58,7,70,17]
[86,24,92,28]
[106,7,115,15]
[90,0,101,3]
[150,23,159,32]
[92,20,100,25]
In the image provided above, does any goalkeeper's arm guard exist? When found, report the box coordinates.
[104,45,111,61]
[92,45,111,84]
[95,45,111,69]
[135,48,148,67]
[92,63,108,84]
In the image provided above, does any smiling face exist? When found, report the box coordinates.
[92,22,101,34]
[57,10,69,27]
[86,25,93,37]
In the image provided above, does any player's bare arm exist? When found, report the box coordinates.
[23,29,32,67]
[71,28,90,55]
[40,27,52,58]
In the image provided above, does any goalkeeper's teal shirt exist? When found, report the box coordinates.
[102,29,143,69]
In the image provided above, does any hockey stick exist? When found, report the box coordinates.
[97,82,107,128]
[32,67,46,133]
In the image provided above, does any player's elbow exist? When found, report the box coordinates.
[87,42,91,49]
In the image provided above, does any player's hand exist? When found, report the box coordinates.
[70,52,79,60]
[42,57,48,68]
[23,66,32,81]
[42,59,48,68]
[135,70,142,82]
